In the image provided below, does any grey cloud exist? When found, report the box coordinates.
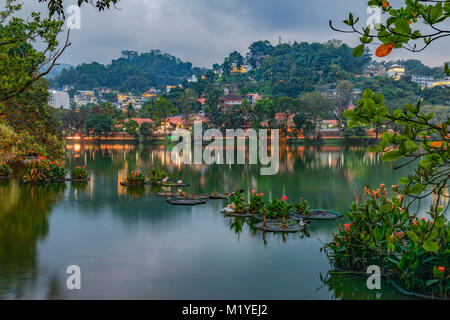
[23,0,450,68]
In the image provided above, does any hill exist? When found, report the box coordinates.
[51,50,201,93]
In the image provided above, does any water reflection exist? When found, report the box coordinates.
[0,143,416,299]
[0,182,66,299]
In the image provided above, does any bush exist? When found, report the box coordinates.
[150,167,168,184]
[228,191,247,214]
[265,195,292,220]
[295,197,311,216]
[25,157,67,183]
[125,170,146,185]
[0,163,12,177]
[249,190,265,214]
[71,166,88,180]
[325,184,449,298]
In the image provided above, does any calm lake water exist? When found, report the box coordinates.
[0,142,422,299]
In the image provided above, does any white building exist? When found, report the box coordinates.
[387,64,405,80]
[48,90,70,109]
[411,75,434,88]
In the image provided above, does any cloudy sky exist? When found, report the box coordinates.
[26,0,450,68]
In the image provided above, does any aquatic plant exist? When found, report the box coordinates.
[265,196,292,221]
[0,163,12,177]
[25,157,67,183]
[295,197,311,216]
[125,170,146,185]
[71,166,88,180]
[324,184,449,299]
[228,191,247,214]
[150,167,168,184]
[249,190,265,214]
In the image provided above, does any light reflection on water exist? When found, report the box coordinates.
[0,143,427,299]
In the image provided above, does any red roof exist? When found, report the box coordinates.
[126,118,154,127]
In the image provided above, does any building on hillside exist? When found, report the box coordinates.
[48,89,70,109]
[319,120,339,130]
[387,64,405,80]
[430,77,450,88]
[231,63,247,74]
[219,94,243,109]
[247,93,262,106]
[364,64,386,77]
[166,85,178,93]
[411,75,435,88]
[74,90,97,107]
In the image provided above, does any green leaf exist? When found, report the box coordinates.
[353,44,365,58]
[423,239,439,252]
[367,145,381,153]
[382,150,401,161]
[406,231,419,242]
[408,183,425,194]
[426,279,439,287]
[398,177,409,185]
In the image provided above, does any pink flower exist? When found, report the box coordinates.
[281,195,287,202]
[260,193,264,197]
[251,189,256,194]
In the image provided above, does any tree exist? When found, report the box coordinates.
[296,91,333,139]
[151,97,177,134]
[86,114,112,138]
[126,103,136,118]
[123,119,139,138]
[179,89,200,128]
[38,0,120,17]
[333,80,354,132]
[0,1,70,105]
[326,0,450,299]
[139,121,156,141]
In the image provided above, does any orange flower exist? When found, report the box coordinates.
[411,220,418,226]
[382,0,390,8]
[375,43,395,57]
[380,184,385,188]
[438,266,445,273]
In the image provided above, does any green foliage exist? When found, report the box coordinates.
[334,0,449,76]
[139,121,156,140]
[86,114,112,138]
[0,163,12,176]
[295,197,311,216]
[325,184,449,298]
[265,196,292,220]
[71,165,88,180]
[228,191,247,214]
[52,50,200,93]
[123,119,139,137]
[124,170,146,185]
[249,190,265,214]
[25,157,67,183]
[150,167,168,184]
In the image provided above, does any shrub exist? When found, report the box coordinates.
[0,163,12,177]
[295,197,311,216]
[265,195,292,221]
[150,167,168,184]
[71,166,88,180]
[325,184,449,298]
[249,190,265,214]
[25,157,67,183]
[228,191,247,214]
[125,170,146,185]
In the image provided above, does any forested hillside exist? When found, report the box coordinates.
[52,50,202,92]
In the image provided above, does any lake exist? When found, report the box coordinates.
[0,142,420,299]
